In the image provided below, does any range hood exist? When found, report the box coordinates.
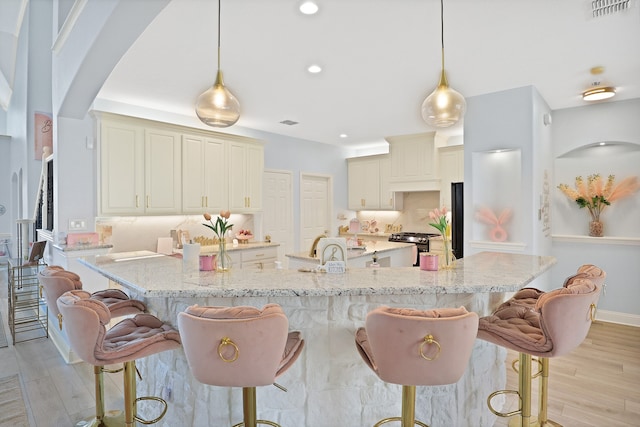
[388,179,441,192]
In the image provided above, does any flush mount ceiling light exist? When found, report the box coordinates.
[307,64,322,74]
[299,1,319,15]
[421,0,466,128]
[195,0,240,128]
[582,66,616,102]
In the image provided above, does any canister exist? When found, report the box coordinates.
[420,253,438,271]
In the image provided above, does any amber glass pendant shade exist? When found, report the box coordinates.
[196,70,240,127]
[422,69,466,128]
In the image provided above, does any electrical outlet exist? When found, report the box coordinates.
[68,219,87,230]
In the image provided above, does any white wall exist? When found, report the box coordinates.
[551,99,640,322]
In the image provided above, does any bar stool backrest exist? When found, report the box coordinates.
[535,277,601,358]
[360,306,478,386]
[178,304,290,387]
[38,266,83,318]
[57,290,111,365]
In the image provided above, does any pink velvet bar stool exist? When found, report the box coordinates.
[57,290,181,427]
[38,266,148,426]
[477,274,602,427]
[355,306,479,427]
[178,304,304,427]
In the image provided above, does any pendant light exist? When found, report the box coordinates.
[421,0,466,128]
[582,66,616,101]
[195,0,240,127]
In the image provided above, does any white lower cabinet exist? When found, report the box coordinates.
[239,246,277,270]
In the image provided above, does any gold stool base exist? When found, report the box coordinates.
[507,416,562,427]
[75,410,125,427]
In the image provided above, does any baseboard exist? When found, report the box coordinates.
[596,309,640,327]
[47,318,82,364]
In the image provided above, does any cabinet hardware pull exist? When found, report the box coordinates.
[146,195,149,208]
[201,196,204,207]
[136,195,139,208]
[248,197,251,207]
[205,196,208,206]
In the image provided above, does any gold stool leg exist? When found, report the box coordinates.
[538,358,562,427]
[230,387,280,427]
[94,366,106,424]
[401,385,416,427]
[123,361,137,427]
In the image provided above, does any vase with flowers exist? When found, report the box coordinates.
[203,210,234,271]
[558,174,639,237]
[429,207,455,269]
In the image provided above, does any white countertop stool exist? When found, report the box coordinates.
[355,305,479,427]
[178,303,304,427]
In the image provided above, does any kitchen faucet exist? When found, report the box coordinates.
[309,234,327,258]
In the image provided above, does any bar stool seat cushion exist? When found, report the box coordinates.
[478,278,598,358]
[90,289,147,318]
[57,290,181,366]
[355,306,478,386]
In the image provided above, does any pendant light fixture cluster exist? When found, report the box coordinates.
[421,0,466,128]
[195,0,240,128]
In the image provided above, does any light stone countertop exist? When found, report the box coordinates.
[286,240,413,261]
[79,251,556,299]
[175,241,279,254]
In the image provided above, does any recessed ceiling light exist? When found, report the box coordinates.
[339,134,348,138]
[307,64,322,74]
[299,1,319,15]
[599,142,606,146]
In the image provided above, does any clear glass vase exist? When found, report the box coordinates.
[217,235,233,271]
[440,238,456,269]
[589,220,604,237]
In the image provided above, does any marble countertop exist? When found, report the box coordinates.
[286,240,413,262]
[52,243,114,252]
[79,251,556,299]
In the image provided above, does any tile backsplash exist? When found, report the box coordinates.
[354,191,441,234]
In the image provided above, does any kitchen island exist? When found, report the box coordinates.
[80,251,556,427]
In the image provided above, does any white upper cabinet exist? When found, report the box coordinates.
[182,135,227,214]
[438,145,464,209]
[99,119,145,215]
[96,112,263,216]
[144,128,182,214]
[348,155,402,211]
[386,132,439,192]
[228,140,263,212]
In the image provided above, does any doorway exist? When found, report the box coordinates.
[300,173,332,254]
[263,170,294,267]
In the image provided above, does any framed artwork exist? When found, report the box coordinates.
[34,111,53,160]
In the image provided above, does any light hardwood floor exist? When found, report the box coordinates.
[1,267,639,427]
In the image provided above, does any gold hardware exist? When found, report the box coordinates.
[205,196,208,206]
[123,360,168,426]
[218,337,239,362]
[590,303,597,322]
[57,313,63,330]
[258,262,263,270]
[40,285,43,299]
[136,195,139,208]
[146,195,149,208]
[419,334,441,361]
[247,197,251,207]
[231,387,281,427]
[202,196,205,207]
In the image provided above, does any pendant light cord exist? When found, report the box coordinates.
[440,0,445,70]
[217,0,221,70]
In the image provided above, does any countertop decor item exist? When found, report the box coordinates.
[557,174,640,237]
[203,211,234,270]
[429,207,455,268]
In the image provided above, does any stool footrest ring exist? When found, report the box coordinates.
[133,396,168,425]
[373,416,429,427]
[488,389,522,418]
[231,420,281,427]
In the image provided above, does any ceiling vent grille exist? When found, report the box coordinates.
[591,0,632,17]
[279,120,299,126]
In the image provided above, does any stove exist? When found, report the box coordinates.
[388,232,440,266]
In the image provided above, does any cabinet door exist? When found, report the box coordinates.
[379,156,403,210]
[145,129,181,214]
[387,133,438,191]
[228,141,263,212]
[348,157,380,210]
[100,121,144,215]
[438,145,464,209]
[182,135,206,214]
[182,135,227,214]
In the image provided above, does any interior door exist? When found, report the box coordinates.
[300,173,332,254]
[263,170,293,267]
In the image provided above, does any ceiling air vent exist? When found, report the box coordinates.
[279,120,299,126]
[591,0,633,17]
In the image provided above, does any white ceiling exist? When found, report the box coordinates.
[4,0,640,147]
